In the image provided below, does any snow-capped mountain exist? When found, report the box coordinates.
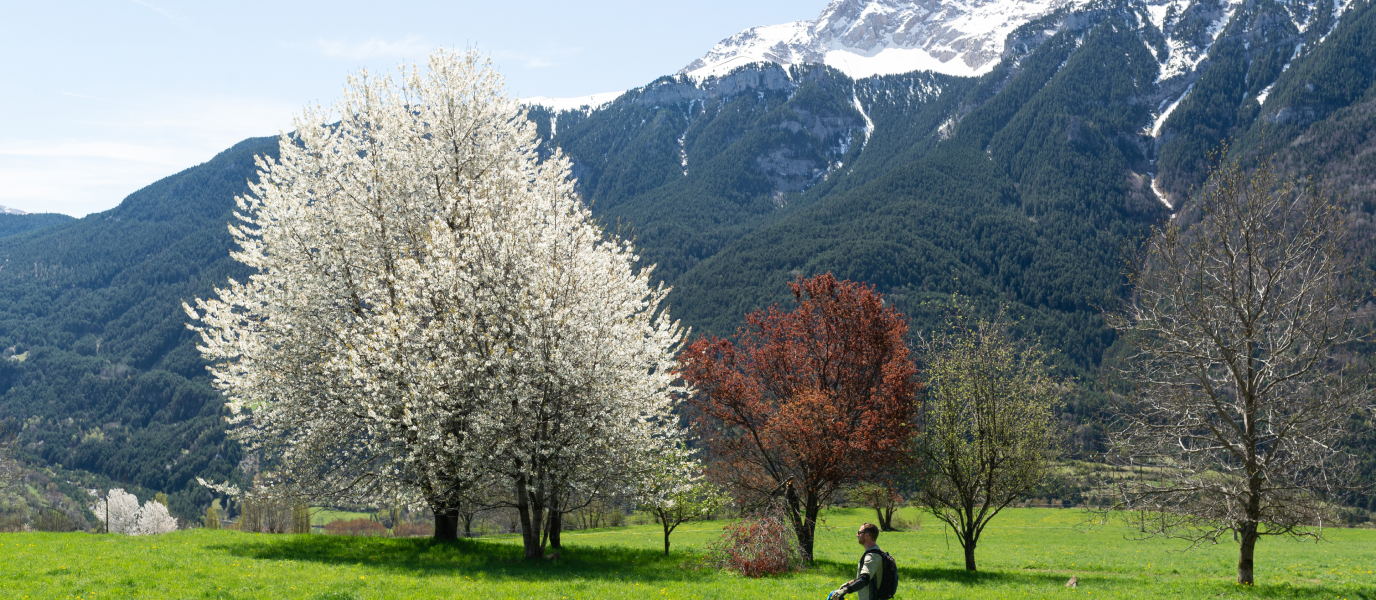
[521,91,623,114]
[680,0,1098,79]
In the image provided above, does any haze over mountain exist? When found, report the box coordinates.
[2,0,1374,527]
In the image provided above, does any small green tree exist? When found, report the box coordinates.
[637,446,729,555]
[914,304,1062,571]
[204,504,220,530]
[292,504,311,534]
[154,492,168,507]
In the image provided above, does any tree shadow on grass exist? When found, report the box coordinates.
[811,560,1371,600]
[206,536,717,584]
[811,559,1070,587]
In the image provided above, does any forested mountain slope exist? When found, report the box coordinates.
[0,213,73,239]
[527,64,971,284]
[0,138,273,519]
[675,7,1168,392]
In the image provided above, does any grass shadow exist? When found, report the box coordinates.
[812,559,1372,599]
[205,535,718,584]
[811,559,1072,586]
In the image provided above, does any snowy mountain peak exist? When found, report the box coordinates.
[680,0,1086,80]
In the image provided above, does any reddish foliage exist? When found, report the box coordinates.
[680,273,919,558]
[323,518,389,537]
[393,522,436,537]
[703,506,807,577]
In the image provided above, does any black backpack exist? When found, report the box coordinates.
[862,547,899,600]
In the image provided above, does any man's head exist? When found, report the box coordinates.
[856,522,879,547]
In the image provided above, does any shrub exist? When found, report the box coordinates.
[0,513,26,532]
[702,506,807,577]
[891,513,920,531]
[323,518,388,537]
[393,522,434,537]
[34,508,77,532]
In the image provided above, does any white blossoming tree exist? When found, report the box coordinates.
[135,500,179,535]
[93,489,178,535]
[186,49,687,558]
[93,488,140,534]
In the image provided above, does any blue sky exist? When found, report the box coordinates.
[2,0,824,216]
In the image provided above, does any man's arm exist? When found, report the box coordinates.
[833,551,881,597]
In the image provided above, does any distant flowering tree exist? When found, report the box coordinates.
[93,489,140,535]
[93,489,178,535]
[186,49,686,558]
[134,501,179,535]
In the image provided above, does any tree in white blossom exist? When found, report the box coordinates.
[186,49,687,557]
[93,488,140,534]
[134,500,179,535]
[93,489,178,535]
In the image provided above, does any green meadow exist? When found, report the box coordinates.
[5,508,1373,599]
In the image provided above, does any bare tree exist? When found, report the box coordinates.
[1107,149,1374,585]
[914,304,1062,572]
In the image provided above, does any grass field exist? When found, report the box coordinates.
[4,507,1373,599]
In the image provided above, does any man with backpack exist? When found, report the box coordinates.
[827,522,897,600]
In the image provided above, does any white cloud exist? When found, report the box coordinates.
[311,35,430,60]
[0,94,298,217]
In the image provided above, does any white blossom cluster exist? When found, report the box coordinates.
[92,489,179,535]
[186,50,689,529]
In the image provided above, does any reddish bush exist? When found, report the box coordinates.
[703,507,807,577]
[323,518,388,537]
[393,522,435,537]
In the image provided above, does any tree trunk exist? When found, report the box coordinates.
[515,473,546,560]
[879,506,896,531]
[434,510,459,540]
[548,509,563,550]
[663,518,673,555]
[801,493,822,562]
[429,496,461,541]
[962,531,978,571]
[1237,521,1258,585]
[784,482,818,561]
[461,512,475,537]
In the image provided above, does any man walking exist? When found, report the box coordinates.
[828,523,885,600]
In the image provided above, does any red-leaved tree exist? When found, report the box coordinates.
[680,273,919,560]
